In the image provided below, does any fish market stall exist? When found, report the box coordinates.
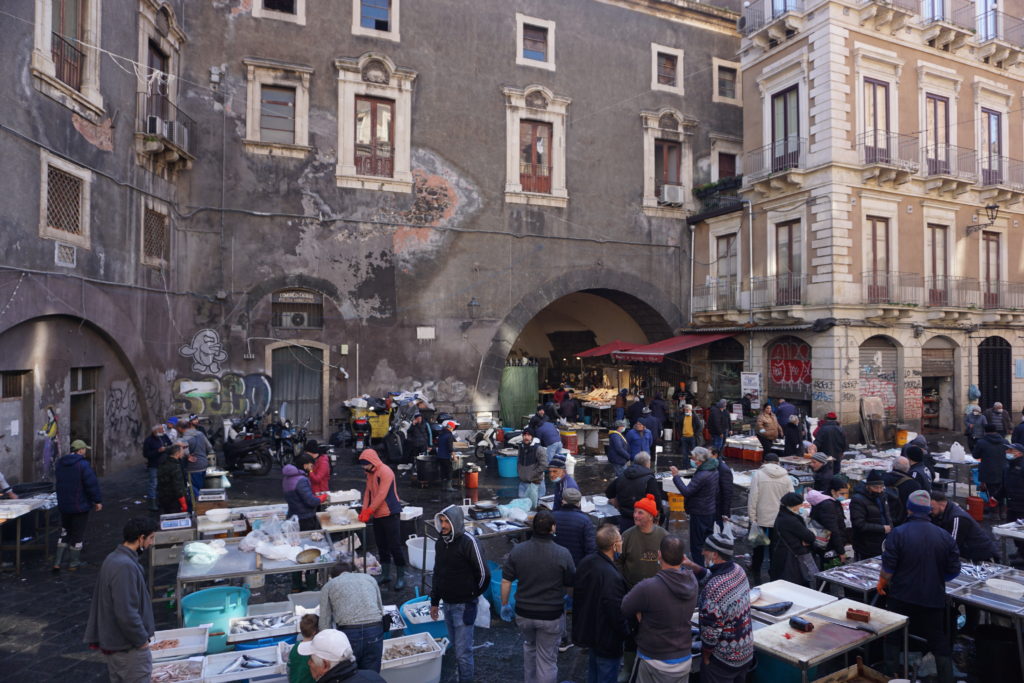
[946,567,1024,675]
[0,496,56,575]
[175,530,333,624]
[816,555,1012,603]
[752,598,908,683]
[748,580,839,624]
[931,451,980,499]
[994,520,1024,564]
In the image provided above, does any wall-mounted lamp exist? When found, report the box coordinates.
[966,203,1000,235]
[467,297,481,320]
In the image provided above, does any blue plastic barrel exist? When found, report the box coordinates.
[488,560,517,613]
[496,454,518,478]
[181,586,250,654]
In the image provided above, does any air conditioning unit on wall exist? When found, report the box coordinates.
[660,184,685,206]
[279,311,308,328]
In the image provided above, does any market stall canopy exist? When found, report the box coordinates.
[611,333,735,363]
[575,340,639,358]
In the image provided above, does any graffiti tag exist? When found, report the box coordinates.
[172,373,272,417]
[768,341,812,398]
[106,381,142,441]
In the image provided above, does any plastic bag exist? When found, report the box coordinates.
[183,541,227,565]
[748,527,770,547]
[475,594,491,629]
[239,528,269,552]
[281,515,301,546]
[261,516,285,545]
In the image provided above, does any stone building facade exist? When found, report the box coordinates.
[0,0,742,481]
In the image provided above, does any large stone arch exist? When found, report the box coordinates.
[240,274,345,319]
[474,268,683,407]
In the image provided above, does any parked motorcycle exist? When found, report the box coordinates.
[221,414,274,476]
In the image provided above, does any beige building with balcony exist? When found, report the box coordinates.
[689,0,1024,433]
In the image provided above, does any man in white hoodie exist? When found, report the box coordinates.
[746,452,794,581]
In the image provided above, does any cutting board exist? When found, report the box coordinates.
[759,622,867,662]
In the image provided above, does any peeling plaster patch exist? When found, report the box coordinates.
[366,359,469,404]
[72,114,114,151]
[213,0,254,15]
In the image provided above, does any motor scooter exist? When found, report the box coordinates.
[221,414,274,475]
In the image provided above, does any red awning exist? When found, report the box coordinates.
[611,333,736,363]
[576,340,639,358]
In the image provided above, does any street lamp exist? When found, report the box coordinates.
[467,297,480,320]
[966,203,1000,235]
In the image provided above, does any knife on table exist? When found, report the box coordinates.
[805,612,878,635]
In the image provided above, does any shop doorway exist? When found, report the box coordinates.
[921,336,956,432]
[859,336,900,422]
[978,336,1011,410]
[69,367,99,472]
[270,345,324,435]
[709,337,745,403]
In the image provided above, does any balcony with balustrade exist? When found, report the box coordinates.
[857,131,920,186]
[740,0,806,50]
[859,0,917,33]
[861,271,922,321]
[136,92,195,172]
[920,143,976,196]
[51,32,84,91]
[977,155,1024,204]
[921,0,977,52]
[973,10,1024,66]
[922,275,982,321]
[745,137,807,196]
[692,278,746,324]
[750,273,806,315]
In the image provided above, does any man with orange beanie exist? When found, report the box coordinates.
[616,494,668,589]
[357,449,407,590]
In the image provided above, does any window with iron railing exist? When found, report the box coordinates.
[51,0,84,90]
[520,120,552,193]
[1,372,25,399]
[355,96,394,178]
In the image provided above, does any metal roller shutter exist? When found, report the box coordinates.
[859,338,899,421]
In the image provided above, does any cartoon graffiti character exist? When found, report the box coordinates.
[38,406,58,479]
[179,329,228,375]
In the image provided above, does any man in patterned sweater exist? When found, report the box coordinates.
[682,532,754,683]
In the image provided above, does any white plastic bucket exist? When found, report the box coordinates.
[406,535,435,571]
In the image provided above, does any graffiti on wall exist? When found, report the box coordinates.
[106,381,142,441]
[768,341,812,398]
[172,373,272,417]
[401,377,469,405]
[179,329,228,375]
[859,365,897,418]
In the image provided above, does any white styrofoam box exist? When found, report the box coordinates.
[400,506,423,521]
[150,627,209,661]
[248,601,292,616]
[381,632,443,683]
[227,611,298,643]
[203,644,285,683]
[150,657,204,683]
[287,591,321,615]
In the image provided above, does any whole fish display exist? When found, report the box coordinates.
[230,613,297,634]
[750,601,793,616]
[219,654,276,674]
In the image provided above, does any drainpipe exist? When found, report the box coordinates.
[741,199,755,369]
[688,223,696,326]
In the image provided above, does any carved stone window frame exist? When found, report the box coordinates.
[334,53,416,193]
[642,108,695,216]
[503,85,570,207]
[31,0,105,120]
[243,57,313,159]
[651,43,684,95]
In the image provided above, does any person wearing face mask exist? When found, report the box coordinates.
[928,491,998,561]
[1004,443,1024,561]
[964,405,987,451]
[984,401,1010,436]
[670,447,720,563]
[84,517,159,683]
[357,449,407,591]
[571,525,628,683]
[769,492,817,586]
[547,451,578,512]
[681,532,754,683]
[809,477,850,566]
[849,470,892,560]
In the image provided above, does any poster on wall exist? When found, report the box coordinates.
[741,372,762,410]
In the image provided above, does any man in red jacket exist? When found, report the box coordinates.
[358,449,407,590]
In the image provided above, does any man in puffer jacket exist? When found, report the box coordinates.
[552,488,597,566]
[670,447,719,563]
[747,452,794,577]
[849,470,892,560]
[430,505,490,683]
[357,449,407,590]
[54,440,103,571]
[606,421,631,478]
[283,457,323,530]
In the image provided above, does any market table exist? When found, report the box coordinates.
[0,497,54,575]
[750,579,838,623]
[175,530,334,624]
[816,555,1011,603]
[930,453,979,499]
[994,521,1024,564]
[314,511,368,568]
[753,598,908,683]
[947,566,1024,675]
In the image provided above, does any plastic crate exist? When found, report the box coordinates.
[381,632,443,683]
[399,588,447,639]
[204,643,286,683]
[150,626,209,661]
[227,611,298,643]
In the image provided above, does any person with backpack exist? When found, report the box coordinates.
[809,477,850,567]
[882,457,922,527]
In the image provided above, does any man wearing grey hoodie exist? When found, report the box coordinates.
[430,505,490,683]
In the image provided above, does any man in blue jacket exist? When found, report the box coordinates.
[671,447,720,563]
[54,439,103,571]
[929,490,998,561]
[626,420,653,458]
[548,451,579,512]
[879,490,960,683]
[606,420,631,478]
[552,487,596,566]
[534,418,563,466]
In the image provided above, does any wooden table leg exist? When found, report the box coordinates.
[15,516,22,576]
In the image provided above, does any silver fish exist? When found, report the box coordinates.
[221,656,246,674]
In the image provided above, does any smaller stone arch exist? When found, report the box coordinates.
[764,334,813,402]
[859,335,902,422]
[523,85,556,110]
[922,334,959,430]
[355,52,399,85]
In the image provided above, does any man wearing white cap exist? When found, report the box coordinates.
[298,629,386,682]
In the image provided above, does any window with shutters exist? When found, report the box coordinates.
[142,206,169,267]
[718,153,737,179]
[243,59,312,158]
[504,86,570,207]
[516,14,556,71]
[272,289,324,329]
[39,150,91,249]
[651,44,684,94]
[352,0,400,40]
[520,120,552,194]
[253,0,306,25]
[1,372,25,400]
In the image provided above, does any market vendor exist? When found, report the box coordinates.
[405,412,431,461]
[436,419,457,492]
[357,449,408,591]
[284,455,326,531]
[879,490,960,683]
[548,451,578,512]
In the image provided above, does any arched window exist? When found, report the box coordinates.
[272,288,323,329]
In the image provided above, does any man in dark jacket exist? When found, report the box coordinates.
[54,439,102,572]
[813,413,847,476]
[671,447,720,563]
[435,419,458,491]
[605,452,662,531]
[625,420,653,458]
[84,517,158,683]
[1012,413,1024,446]
[1005,443,1024,558]
[606,420,631,478]
[430,505,490,683]
[715,450,734,526]
[626,396,645,426]
[883,457,922,527]
[904,445,933,492]
[809,452,833,493]
[283,459,323,530]
[559,390,581,422]
[770,492,818,586]
[984,401,1011,436]
[849,470,892,560]
[880,490,960,683]
[572,525,628,683]
[300,629,386,682]
[404,413,431,461]
[774,398,797,425]
[782,415,805,457]
[534,417,563,465]
[640,407,661,442]
[142,424,169,511]
[975,424,1008,517]
[553,488,596,566]
[517,430,548,509]
[548,451,579,512]
[708,399,731,452]
[929,491,998,561]
[156,444,189,516]
[650,393,668,424]
[501,510,575,683]
[620,535,699,680]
